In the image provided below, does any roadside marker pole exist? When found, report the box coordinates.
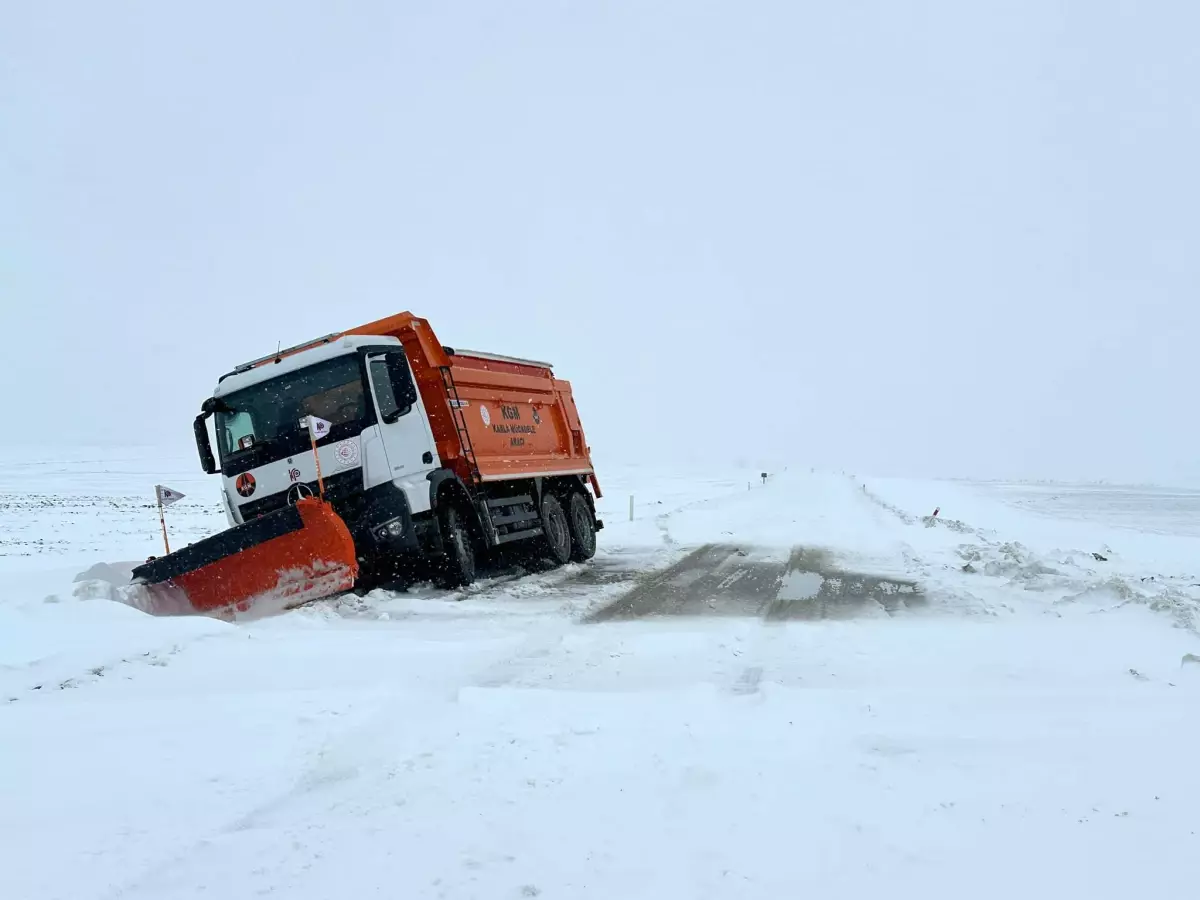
[152,485,185,556]
[157,494,171,555]
[629,495,634,522]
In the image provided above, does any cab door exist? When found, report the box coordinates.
[365,351,439,486]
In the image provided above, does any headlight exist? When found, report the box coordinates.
[375,518,405,539]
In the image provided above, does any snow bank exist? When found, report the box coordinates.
[9,615,1195,900]
[863,475,1200,629]
[5,456,1200,898]
[1,569,232,699]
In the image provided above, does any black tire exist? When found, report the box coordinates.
[434,505,476,588]
[567,492,597,562]
[538,494,572,566]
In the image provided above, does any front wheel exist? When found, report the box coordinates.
[538,494,572,566]
[434,505,476,588]
[567,492,597,562]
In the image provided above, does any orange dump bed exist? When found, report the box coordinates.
[346,312,600,495]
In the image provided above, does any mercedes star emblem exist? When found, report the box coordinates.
[287,483,315,504]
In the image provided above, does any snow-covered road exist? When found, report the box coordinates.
[3,454,1199,899]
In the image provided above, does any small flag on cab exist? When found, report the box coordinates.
[154,484,186,554]
[300,415,333,441]
[299,415,333,498]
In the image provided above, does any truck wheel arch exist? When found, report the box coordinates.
[427,470,484,541]
[541,474,594,506]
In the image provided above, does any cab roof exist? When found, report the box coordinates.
[213,334,401,397]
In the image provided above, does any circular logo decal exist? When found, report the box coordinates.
[480,405,491,427]
[334,441,361,468]
[235,473,256,497]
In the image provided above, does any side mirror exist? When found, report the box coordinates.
[194,413,217,474]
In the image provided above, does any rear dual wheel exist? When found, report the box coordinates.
[538,494,573,566]
[567,492,597,562]
[537,491,597,567]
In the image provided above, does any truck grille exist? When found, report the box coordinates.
[238,468,364,521]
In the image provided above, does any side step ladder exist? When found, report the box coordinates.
[439,366,481,485]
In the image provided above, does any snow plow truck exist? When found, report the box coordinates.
[131,311,603,615]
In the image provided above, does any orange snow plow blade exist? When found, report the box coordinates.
[130,497,358,618]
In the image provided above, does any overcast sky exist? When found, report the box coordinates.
[3,1,1197,482]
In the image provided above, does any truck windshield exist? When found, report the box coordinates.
[215,354,367,465]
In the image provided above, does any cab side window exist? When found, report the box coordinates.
[370,359,401,420]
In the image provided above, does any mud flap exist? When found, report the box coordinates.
[130,498,358,617]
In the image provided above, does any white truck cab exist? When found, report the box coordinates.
[196,335,444,573]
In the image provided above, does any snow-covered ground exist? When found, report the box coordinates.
[3,452,1199,899]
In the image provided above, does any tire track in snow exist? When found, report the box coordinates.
[102,635,549,899]
[98,690,416,899]
[4,632,229,704]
